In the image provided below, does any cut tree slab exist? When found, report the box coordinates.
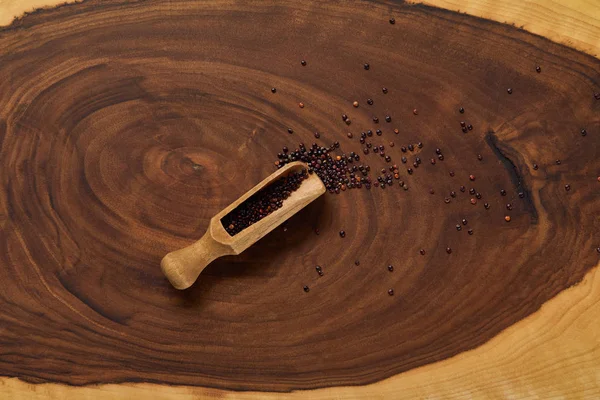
[0,0,599,398]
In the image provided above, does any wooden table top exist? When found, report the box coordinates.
[0,0,599,398]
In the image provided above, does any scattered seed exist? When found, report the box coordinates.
[353,101,359,108]
[303,285,310,292]
[301,60,307,66]
[507,88,513,94]
[339,230,346,238]
[470,198,477,205]
[271,87,277,93]
[389,18,395,24]
[388,289,394,296]
[388,265,394,272]
[413,108,418,115]
[459,107,465,113]
[505,215,511,222]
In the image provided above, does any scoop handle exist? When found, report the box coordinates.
[161,231,233,290]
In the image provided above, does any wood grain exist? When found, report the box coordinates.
[422,0,600,57]
[3,266,600,399]
[3,0,599,57]
[0,0,599,398]
[0,0,82,26]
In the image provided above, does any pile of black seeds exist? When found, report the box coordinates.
[275,142,372,193]
[221,169,308,236]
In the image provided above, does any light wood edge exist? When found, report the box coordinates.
[1,0,599,398]
[419,0,600,57]
[0,0,82,26]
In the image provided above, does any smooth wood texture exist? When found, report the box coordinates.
[421,0,600,57]
[0,0,81,26]
[0,0,599,398]
[161,161,325,289]
[3,0,600,58]
[2,266,600,399]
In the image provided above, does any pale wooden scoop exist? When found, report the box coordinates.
[161,161,326,289]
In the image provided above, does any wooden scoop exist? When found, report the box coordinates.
[161,161,326,290]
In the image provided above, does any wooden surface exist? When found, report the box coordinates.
[0,0,599,398]
[423,0,600,57]
[3,0,600,57]
[3,266,600,399]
